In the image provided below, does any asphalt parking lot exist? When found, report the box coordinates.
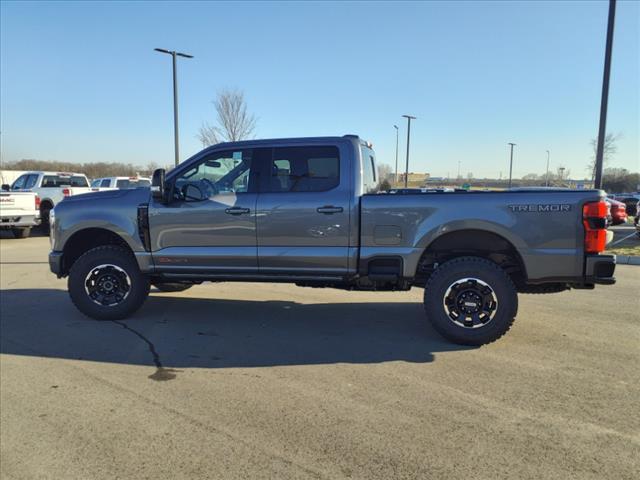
[1,233,638,479]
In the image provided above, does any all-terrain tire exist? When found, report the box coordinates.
[424,256,518,346]
[68,245,150,320]
[152,282,193,293]
[11,227,31,239]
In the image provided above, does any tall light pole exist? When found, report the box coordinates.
[393,125,399,185]
[594,0,617,189]
[402,115,416,188]
[155,48,193,167]
[507,143,516,189]
[545,150,550,186]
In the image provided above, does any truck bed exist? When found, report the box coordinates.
[360,189,605,282]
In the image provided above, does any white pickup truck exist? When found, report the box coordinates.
[90,176,151,189]
[2,171,107,230]
[0,191,41,238]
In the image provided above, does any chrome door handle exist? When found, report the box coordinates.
[225,207,250,215]
[317,206,343,214]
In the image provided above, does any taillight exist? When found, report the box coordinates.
[62,188,71,197]
[35,195,41,210]
[583,201,607,254]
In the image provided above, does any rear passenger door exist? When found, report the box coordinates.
[256,144,351,275]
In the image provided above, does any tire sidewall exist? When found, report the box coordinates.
[68,247,150,320]
[424,258,518,345]
[12,228,30,239]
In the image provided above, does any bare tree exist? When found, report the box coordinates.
[377,163,393,182]
[197,89,257,146]
[588,132,621,180]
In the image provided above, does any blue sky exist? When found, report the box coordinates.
[1,0,638,179]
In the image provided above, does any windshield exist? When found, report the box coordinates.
[116,179,151,189]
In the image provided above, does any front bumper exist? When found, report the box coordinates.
[49,251,63,277]
[584,254,616,285]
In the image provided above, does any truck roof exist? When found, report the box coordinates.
[25,171,87,177]
[211,135,367,150]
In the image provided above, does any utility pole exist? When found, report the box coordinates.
[594,0,617,189]
[402,115,416,188]
[507,143,516,189]
[393,125,399,185]
[155,48,193,167]
[545,150,550,186]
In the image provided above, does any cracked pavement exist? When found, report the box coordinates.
[1,233,639,479]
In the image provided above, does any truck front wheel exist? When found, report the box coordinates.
[423,256,518,345]
[68,245,150,320]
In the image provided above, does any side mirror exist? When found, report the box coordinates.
[151,169,166,202]
[1,184,10,191]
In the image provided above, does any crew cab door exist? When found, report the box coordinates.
[255,144,351,275]
[148,148,262,273]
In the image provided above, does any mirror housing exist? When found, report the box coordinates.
[1,184,10,191]
[151,169,166,202]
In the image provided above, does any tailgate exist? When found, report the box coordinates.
[0,192,37,215]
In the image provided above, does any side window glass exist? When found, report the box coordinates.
[361,146,379,194]
[11,175,27,190]
[24,174,38,189]
[267,146,339,193]
[101,179,111,188]
[174,150,253,201]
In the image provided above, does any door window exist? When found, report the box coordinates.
[266,146,340,193]
[11,175,28,190]
[24,174,38,189]
[173,150,254,201]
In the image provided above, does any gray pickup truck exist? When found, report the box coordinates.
[48,136,615,345]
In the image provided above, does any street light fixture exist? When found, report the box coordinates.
[393,125,399,185]
[155,48,193,167]
[402,115,416,188]
[507,142,516,189]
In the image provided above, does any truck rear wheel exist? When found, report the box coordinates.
[423,256,518,345]
[11,227,31,239]
[68,245,150,320]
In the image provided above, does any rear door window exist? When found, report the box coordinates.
[265,146,340,193]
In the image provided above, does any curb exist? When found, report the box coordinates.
[615,255,640,266]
